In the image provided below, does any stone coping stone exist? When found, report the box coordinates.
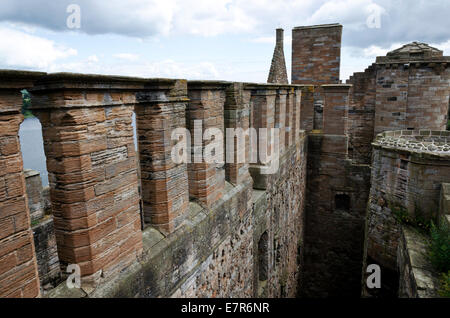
[293,23,342,30]
[373,130,450,158]
[321,84,352,90]
[0,70,46,89]
[24,169,41,178]
[402,226,441,298]
[30,72,185,92]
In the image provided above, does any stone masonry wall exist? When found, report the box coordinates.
[0,71,42,298]
[46,135,307,298]
[302,84,372,297]
[366,130,450,273]
[374,63,450,135]
[0,72,309,299]
[302,133,371,297]
[347,65,377,164]
[268,29,289,84]
[364,130,450,297]
[24,169,61,292]
[292,24,342,85]
[397,225,441,298]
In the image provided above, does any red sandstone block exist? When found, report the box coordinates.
[51,192,114,220]
[53,213,98,232]
[45,137,108,157]
[0,197,27,219]
[21,278,40,298]
[4,173,26,198]
[94,171,137,196]
[0,217,15,240]
[0,115,22,137]
[51,187,96,205]
[54,217,117,249]
[0,252,17,276]
[0,261,37,297]
[0,154,23,177]
[46,155,92,174]
[49,108,106,126]
[0,137,20,156]
[15,243,33,265]
[0,231,32,258]
[57,244,92,264]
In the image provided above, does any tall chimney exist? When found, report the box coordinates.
[267,28,289,84]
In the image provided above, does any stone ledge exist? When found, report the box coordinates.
[398,226,441,298]
[293,23,342,30]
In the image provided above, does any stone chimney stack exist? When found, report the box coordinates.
[267,28,289,84]
[276,28,284,47]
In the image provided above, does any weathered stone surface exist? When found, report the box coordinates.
[31,74,143,285]
[292,24,342,85]
[187,81,227,207]
[397,226,441,298]
[268,29,289,84]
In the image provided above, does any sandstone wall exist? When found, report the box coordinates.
[0,71,42,298]
[0,70,308,298]
[397,226,441,298]
[374,62,450,135]
[301,84,372,297]
[292,24,342,85]
[347,65,377,164]
[364,130,450,296]
[302,133,371,297]
[46,135,307,298]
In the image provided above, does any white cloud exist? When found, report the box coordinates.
[0,0,449,47]
[0,26,76,69]
[87,55,99,63]
[113,53,140,62]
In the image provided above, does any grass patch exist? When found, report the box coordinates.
[439,271,450,298]
[392,205,432,234]
[428,219,450,273]
[427,219,450,297]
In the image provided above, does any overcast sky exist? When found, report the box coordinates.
[0,0,449,82]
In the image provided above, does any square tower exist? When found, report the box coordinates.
[292,23,343,85]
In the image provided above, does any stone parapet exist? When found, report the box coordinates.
[187,81,228,207]
[0,70,43,298]
[29,73,144,285]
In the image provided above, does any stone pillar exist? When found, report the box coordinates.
[135,79,190,235]
[24,169,44,222]
[187,81,227,207]
[293,88,302,140]
[299,85,315,131]
[275,87,287,153]
[246,84,277,189]
[0,70,43,298]
[322,84,352,135]
[224,83,252,185]
[30,74,143,284]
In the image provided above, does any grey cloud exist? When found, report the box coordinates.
[0,0,449,47]
[0,0,169,37]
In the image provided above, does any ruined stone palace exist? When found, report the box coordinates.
[0,23,449,298]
